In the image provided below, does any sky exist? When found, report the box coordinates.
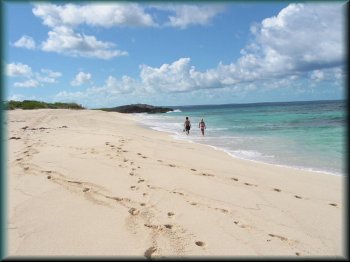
[3,1,348,108]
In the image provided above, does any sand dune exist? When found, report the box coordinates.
[6,109,345,258]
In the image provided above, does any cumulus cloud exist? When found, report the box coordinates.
[13,35,36,49]
[7,62,62,87]
[41,26,128,59]
[32,3,156,28]
[32,3,227,59]
[139,3,345,93]
[36,69,62,84]
[71,72,92,86]
[32,3,155,59]
[151,4,226,29]
[52,3,345,104]
[33,4,138,59]
[244,3,345,75]
[14,79,40,88]
[6,63,32,77]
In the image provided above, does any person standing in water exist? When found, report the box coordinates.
[184,117,191,135]
[199,118,206,136]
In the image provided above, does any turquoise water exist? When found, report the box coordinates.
[135,100,346,176]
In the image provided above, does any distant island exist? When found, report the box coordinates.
[6,100,84,110]
[98,104,174,114]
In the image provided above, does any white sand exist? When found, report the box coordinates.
[5,109,345,258]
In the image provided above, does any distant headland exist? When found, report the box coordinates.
[98,104,174,114]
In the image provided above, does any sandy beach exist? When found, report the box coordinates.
[5,109,345,258]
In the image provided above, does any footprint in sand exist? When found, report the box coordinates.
[164,224,173,229]
[83,188,90,192]
[294,195,302,199]
[190,202,198,206]
[172,191,184,196]
[169,164,176,167]
[167,212,175,217]
[195,241,206,247]
[144,224,160,229]
[268,233,288,241]
[201,173,214,177]
[138,179,145,183]
[9,137,21,140]
[105,196,123,202]
[273,188,281,192]
[129,172,135,176]
[244,182,257,187]
[190,168,196,171]
[157,160,163,162]
[215,208,228,213]
[144,246,158,258]
[128,208,140,216]
[231,178,239,181]
[130,186,138,190]
[47,175,52,179]
[234,221,250,229]
[68,180,82,185]
[329,203,338,207]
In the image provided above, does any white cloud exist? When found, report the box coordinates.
[71,72,92,86]
[55,90,88,100]
[152,4,226,29]
[244,3,345,74]
[137,3,346,94]
[32,3,153,59]
[7,62,62,87]
[140,58,198,92]
[32,3,227,59]
[41,26,128,59]
[13,35,36,49]
[14,79,40,88]
[6,63,32,77]
[41,68,62,78]
[50,3,345,104]
[32,3,156,28]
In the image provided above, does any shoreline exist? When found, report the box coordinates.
[132,114,344,177]
[6,109,345,257]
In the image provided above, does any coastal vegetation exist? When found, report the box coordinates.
[98,104,173,114]
[6,100,85,110]
[5,100,172,114]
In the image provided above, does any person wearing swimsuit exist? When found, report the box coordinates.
[184,117,191,135]
[199,118,206,136]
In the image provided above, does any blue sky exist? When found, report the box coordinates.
[4,1,347,108]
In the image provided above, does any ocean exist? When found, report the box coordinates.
[134,100,346,176]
